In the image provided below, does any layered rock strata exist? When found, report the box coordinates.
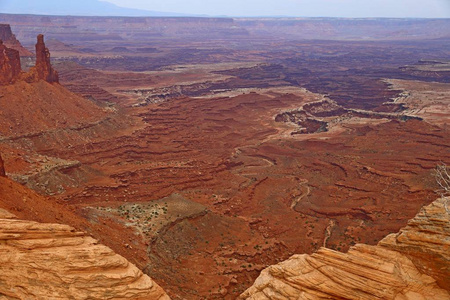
[0,209,170,299]
[380,197,450,290]
[240,197,450,300]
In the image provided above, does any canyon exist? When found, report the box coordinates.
[0,15,449,299]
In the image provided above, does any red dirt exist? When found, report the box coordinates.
[0,17,449,299]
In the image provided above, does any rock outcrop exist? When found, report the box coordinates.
[380,197,450,290]
[0,209,170,299]
[240,197,450,300]
[0,24,15,43]
[0,154,5,177]
[1,30,59,85]
[0,24,32,56]
[25,34,59,83]
[0,40,21,85]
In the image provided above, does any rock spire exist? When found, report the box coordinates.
[32,34,59,83]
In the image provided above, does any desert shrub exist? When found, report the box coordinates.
[434,163,450,196]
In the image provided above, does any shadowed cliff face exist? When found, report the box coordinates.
[0,24,14,42]
[0,40,21,85]
[0,154,5,177]
[0,23,32,56]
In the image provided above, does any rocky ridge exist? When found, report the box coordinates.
[0,208,170,299]
[240,197,450,299]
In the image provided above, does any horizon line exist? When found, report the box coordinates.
[1,12,450,20]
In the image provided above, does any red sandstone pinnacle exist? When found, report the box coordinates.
[0,40,22,85]
[33,34,59,83]
[0,154,6,177]
[0,32,60,84]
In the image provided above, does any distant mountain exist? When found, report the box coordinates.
[0,0,194,17]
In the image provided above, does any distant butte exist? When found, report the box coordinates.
[0,24,32,56]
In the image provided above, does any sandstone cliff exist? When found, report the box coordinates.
[0,208,170,299]
[0,40,21,85]
[24,34,59,83]
[240,197,450,300]
[0,24,32,56]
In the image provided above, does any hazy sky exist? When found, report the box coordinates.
[102,0,450,17]
[1,0,449,17]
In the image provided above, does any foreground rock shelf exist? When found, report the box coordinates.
[0,209,169,300]
[240,197,450,300]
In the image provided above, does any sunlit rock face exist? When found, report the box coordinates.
[0,209,170,300]
[380,197,450,291]
[241,197,450,300]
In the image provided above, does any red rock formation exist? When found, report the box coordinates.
[0,24,32,56]
[0,154,5,177]
[28,34,59,83]
[0,40,22,85]
[0,24,14,42]
[0,30,60,85]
